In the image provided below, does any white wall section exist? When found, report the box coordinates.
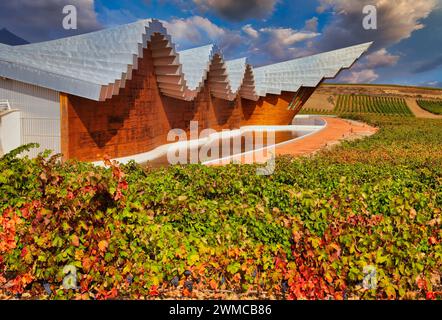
[0,109,21,155]
[0,78,60,157]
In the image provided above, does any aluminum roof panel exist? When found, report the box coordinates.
[0,19,372,101]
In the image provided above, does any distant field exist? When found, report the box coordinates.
[324,83,442,91]
[417,99,442,115]
[301,94,414,116]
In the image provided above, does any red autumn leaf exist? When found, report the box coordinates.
[149,285,159,297]
[20,247,28,258]
[21,207,30,219]
[426,291,436,300]
[107,287,118,299]
[118,180,128,190]
[67,191,75,200]
[80,277,91,293]
[182,287,192,297]
[428,237,437,245]
[275,257,287,269]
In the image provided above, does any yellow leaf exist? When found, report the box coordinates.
[188,253,199,265]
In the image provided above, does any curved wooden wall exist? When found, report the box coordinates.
[60,46,315,162]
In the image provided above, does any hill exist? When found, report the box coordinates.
[0,28,29,45]
[302,83,442,118]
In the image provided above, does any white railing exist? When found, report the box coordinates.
[0,99,12,112]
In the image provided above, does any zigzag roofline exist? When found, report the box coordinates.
[0,19,372,101]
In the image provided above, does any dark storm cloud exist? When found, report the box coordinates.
[0,0,101,43]
[315,0,437,52]
[193,0,279,21]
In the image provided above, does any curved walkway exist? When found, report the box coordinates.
[207,117,378,165]
[406,98,442,119]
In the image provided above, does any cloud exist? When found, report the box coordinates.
[315,0,438,51]
[192,0,279,21]
[163,15,320,65]
[304,17,319,32]
[339,69,379,83]
[254,27,320,61]
[242,24,259,38]
[0,0,101,43]
[425,81,442,87]
[163,16,243,55]
[260,27,320,46]
[413,55,442,73]
[335,48,399,84]
[363,48,400,69]
[164,16,225,43]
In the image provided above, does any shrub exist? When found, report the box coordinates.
[0,116,441,300]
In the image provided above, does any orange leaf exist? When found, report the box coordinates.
[209,279,218,290]
[183,287,192,297]
[98,240,108,252]
[82,257,92,272]
[107,287,118,299]
[71,235,80,247]
[324,273,333,284]
[416,277,427,290]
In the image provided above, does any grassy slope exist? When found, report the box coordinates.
[321,115,441,165]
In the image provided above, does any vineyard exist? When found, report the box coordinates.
[300,95,414,116]
[0,115,441,300]
[417,99,442,115]
[298,108,334,115]
[334,95,413,116]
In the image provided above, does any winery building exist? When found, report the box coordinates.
[0,19,371,162]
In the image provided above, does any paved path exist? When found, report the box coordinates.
[207,117,378,165]
[406,98,442,119]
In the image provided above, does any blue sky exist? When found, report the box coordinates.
[0,0,441,87]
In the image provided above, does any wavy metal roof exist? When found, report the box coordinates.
[0,19,372,101]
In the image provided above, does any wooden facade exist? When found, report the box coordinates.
[60,46,313,162]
